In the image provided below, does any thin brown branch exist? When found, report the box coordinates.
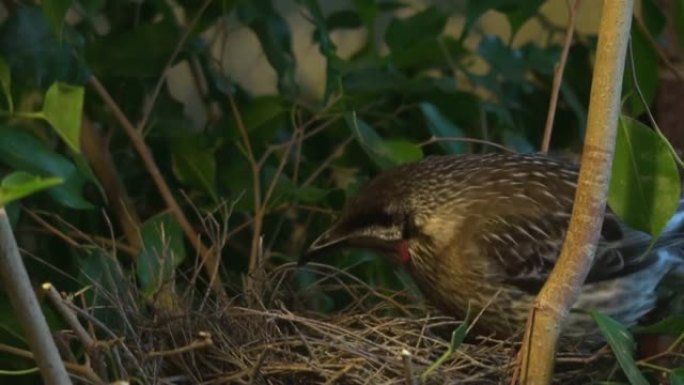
[146,332,213,358]
[0,343,104,385]
[634,15,684,83]
[418,135,516,153]
[301,135,354,187]
[540,0,581,153]
[81,116,142,254]
[43,283,95,349]
[88,76,223,294]
[136,0,213,132]
[519,0,633,383]
[227,91,264,305]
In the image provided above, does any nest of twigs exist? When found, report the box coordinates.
[56,261,618,384]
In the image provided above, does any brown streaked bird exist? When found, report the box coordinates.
[300,153,684,338]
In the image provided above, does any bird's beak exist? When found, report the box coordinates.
[299,226,349,266]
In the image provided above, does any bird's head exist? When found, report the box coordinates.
[300,159,454,266]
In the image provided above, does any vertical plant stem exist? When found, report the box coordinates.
[227,92,264,304]
[519,0,634,383]
[540,0,581,153]
[89,76,224,294]
[0,208,72,385]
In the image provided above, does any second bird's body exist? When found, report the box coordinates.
[304,154,684,338]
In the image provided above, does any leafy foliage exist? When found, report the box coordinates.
[0,0,681,383]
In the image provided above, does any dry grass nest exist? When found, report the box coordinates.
[57,261,620,384]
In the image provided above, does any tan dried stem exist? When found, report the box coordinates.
[0,209,72,384]
[540,0,581,154]
[88,76,223,294]
[519,1,633,383]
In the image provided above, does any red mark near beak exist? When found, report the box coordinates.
[399,240,411,263]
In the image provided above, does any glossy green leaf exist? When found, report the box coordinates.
[342,68,406,94]
[325,10,362,31]
[608,117,681,238]
[41,82,83,153]
[0,7,86,87]
[385,7,447,54]
[346,112,422,169]
[0,56,12,113]
[478,36,526,83]
[463,0,542,40]
[237,0,297,96]
[171,138,218,202]
[227,96,287,141]
[503,0,544,36]
[41,0,73,39]
[0,126,92,209]
[591,311,649,385]
[86,21,181,77]
[422,315,469,381]
[463,0,502,39]
[299,0,341,100]
[0,172,63,207]
[633,315,684,335]
[672,369,684,385]
[420,102,467,154]
[384,140,424,164]
[137,212,186,298]
[674,0,684,52]
[641,0,666,37]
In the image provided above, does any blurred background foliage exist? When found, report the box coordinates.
[0,0,683,382]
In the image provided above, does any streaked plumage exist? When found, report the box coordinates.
[302,153,684,338]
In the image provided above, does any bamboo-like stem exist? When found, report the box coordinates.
[518,1,634,383]
[0,209,72,384]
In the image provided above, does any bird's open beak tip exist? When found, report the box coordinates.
[298,230,344,266]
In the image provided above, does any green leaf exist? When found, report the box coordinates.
[345,112,423,169]
[171,138,217,202]
[420,102,467,154]
[0,172,63,207]
[674,0,684,52]
[463,0,542,40]
[385,7,448,54]
[41,82,83,153]
[626,24,658,116]
[85,21,181,77]
[421,316,469,381]
[0,7,86,88]
[342,68,406,94]
[478,36,526,83]
[608,117,681,238]
[633,315,684,335]
[299,0,341,100]
[0,126,92,209]
[591,311,649,385]
[0,56,13,113]
[325,10,362,30]
[240,96,287,134]
[237,0,297,96]
[641,0,666,37]
[502,131,533,153]
[503,0,544,36]
[137,212,186,299]
[384,140,424,164]
[41,0,73,39]
[672,369,684,385]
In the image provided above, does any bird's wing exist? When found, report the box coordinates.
[478,210,662,295]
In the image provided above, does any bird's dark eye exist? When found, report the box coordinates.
[401,213,417,240]
[342,209,395,232]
